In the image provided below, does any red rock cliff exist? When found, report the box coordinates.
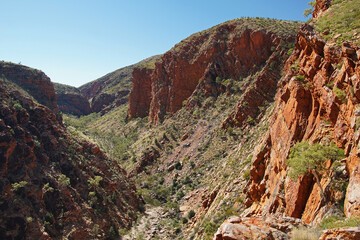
[128,19,300,123]
[243,23,360,224]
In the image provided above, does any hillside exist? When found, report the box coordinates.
[53,82,92,116]
[0,63,142,239]
[79,55,161,114]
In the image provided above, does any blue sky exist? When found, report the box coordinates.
[1,0,310,87]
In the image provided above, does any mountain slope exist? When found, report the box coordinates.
[79,55,161,114]
[0,63,142,239]
[128,18,301,124]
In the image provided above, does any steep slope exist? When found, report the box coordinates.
[128,18,300,124]
[0,63,142,239]
[79,55,160,114]
[53,82,92,116]
[215,0,360,239]
[0,61,58,113]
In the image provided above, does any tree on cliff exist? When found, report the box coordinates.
[286,141,344,199]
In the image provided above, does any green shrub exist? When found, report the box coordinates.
[286,141,343,199]
[12,181,28,192]
[175,161,182,170]
[296,74,305,81]
[320,216,360,229]
[58,174,70,187]
[188,210,196,219]
[13,103,23,110]
[334,87,346,103]
[88,176,103,189]
[243,170,251,180]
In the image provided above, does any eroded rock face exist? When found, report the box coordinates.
[213,216,304,240]
[0,62,58,112]
[0,74,142,239]
[313,0,331,19]
[244,23,360,223]
[320,227,360,240]
[128,19,299,123]
[128,68,154,118]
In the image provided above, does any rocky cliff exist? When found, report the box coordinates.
[0,61,58,113]
[0,63,142,239]
[53,83,92,116]
[243,5,360,224]
[128,18,300,124]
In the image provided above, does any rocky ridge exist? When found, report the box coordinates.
[128,18,300,124]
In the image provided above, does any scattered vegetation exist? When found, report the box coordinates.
[286,141,344,198]
[314,0,360,45]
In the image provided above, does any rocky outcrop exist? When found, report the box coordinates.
[53,83,91,116]
[213,216,304,240]
[319,227,360,240]
[128,19,300,123]
[128,68,154,118]
[243,22,360,223]
[0,71,142,239]
[313,0,331,19]
[0,61,58,112]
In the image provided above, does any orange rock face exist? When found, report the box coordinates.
[244,23,360,223]
[313,0,331,19]
[213,216,304,240]
[319,227,360,240]
[128,19,298,123]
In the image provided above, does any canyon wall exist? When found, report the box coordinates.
[128,19,300,123]
[244,23,360,224]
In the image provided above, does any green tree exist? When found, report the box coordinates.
[286,141,344,199]
[304,1,316,17]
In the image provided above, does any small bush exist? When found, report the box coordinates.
[296,75,305,81]
[334,87,346,103]
[58,174,70,187]
[188,210,196,219]
[12,181,28,192]
[174,161,182,170]
[243,170,251,180]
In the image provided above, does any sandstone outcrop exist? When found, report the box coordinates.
[319,227,360,240]
[0,67,142,239]
[243,22,360,223]
[313,0,331,19]
[128,19,300,123]
[213,216,304,240]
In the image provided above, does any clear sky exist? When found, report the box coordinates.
[1,0,310,87]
